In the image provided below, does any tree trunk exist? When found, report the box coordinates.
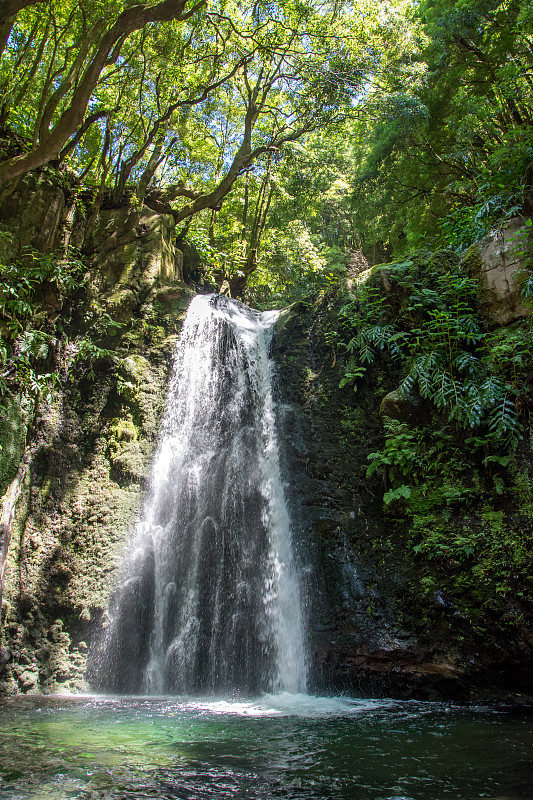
[240,170,250,257]
[0,0,45,57]
[0,19,12,56]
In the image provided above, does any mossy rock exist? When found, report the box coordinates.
[379,389,429,426]
[153,282,193,309]
[108,416,138,447]
[121,355,151,383]
[107,415,146,481]
[110,440,146,481]
[0,393,32,495]
[0,173,66,259]
[105,287,139,321]
[274,300,312,333]
[116,355,152,403]
[359,249,461,293]
[461,245,483,277]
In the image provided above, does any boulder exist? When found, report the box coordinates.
[463,218,532,325]
[379,389,428,426]
[18,669,37,691]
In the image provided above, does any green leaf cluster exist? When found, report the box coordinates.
[340,252,533,451]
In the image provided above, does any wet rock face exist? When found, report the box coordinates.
[271,294,533,703]
[272,300,414,697]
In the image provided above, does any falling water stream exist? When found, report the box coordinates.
[1,295,533,799]
[90,294,307,696]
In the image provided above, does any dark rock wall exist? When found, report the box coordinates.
[273,288,533,702]
[273,300,440,698]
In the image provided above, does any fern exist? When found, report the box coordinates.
[358,341,375,364]
[384,484,411,505]
[338,255,532,459]
[453,351,482,379]
[488,398,522,450]
[339,356,366,390]
[398,373,416,396]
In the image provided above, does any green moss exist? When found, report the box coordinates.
[0,393,31,495]
[340,405,367,431]
[142,323,166,346]
[106,414,145,482]
[461,244,483,277]
[105,288,139,321]
[510,465,533,516]
[108,415,138,448]
[116,355,151,403]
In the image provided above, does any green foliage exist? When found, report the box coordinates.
[271,0,533,263]
[5,329,58,399]
[437,127,533,250]
[338,359,366,390]
[69,304,123,382]
[245,218,331,308]
[0,0,387,244]
[367,424,420,483]
[383,484,411,505]
[71,338,116,383]
[341,254,532,451]
[330,248,533,608]
[361,414,533,607]
[0,244,84,405]
[0,241,83,337]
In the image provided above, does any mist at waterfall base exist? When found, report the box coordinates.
[89,293,307,696]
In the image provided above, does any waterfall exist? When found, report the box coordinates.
[90,294,307,696]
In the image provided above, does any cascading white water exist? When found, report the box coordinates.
[91,294,307,696]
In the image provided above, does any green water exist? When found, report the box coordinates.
[0,694,531,799]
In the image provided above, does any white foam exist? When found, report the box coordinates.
[187,692,396,718]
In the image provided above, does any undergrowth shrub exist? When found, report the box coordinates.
[338,251,533,452]
[335,249,533,605]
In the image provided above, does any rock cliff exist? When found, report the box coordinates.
[1,173,532,701]
[0,174,193,693]
[273,248,533,701]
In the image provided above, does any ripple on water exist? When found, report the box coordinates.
[1,694,533,800]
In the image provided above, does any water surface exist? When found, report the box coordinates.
[0,693,532,799]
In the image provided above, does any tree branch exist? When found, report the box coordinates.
[0,0,207,187]
[0,0,45,56]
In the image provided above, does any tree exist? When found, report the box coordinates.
[0,0,401,231]
[0,0,45,57]
[347,0,533,253]
[0,0,206,187]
